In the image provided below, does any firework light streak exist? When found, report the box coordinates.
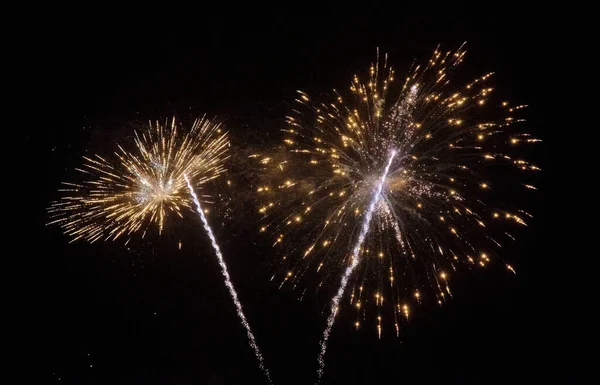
[316,150,396,383]
[184,175,272,384]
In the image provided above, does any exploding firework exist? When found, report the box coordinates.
[48,117,229,243]
[253,45,540,379]
[49,119,272,381]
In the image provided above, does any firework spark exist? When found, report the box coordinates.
[184,175,272,384]
[48,117,229,243]
[254,45,539,378]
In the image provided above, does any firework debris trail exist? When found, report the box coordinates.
[184,175,272,384]
[316,150,397,383]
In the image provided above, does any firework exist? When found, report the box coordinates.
[185,175,272,383]
[49,119,272,381]
[48,117,229,243]
[254,45,540,380]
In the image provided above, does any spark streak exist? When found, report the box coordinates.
[184,175,272,384]
[316,150,396,383]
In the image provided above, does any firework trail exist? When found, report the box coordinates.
[316,150,396,383]
[184,174,272,384]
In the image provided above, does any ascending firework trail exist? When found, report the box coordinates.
[184,174,272,384]
[316,150,396,383]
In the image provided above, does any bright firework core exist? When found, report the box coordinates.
[137,158,178,204]
[137,176,174,204]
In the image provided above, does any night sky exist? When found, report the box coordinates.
[14,5,559,385]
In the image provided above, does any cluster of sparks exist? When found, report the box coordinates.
[253,45,540,380]
[48,117,229,243]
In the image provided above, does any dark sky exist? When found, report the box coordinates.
[13,5,560,385]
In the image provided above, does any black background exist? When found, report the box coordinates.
[13,5,560,385]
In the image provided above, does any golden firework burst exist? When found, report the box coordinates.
[255,45,540,336]
[48,117,229,243]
